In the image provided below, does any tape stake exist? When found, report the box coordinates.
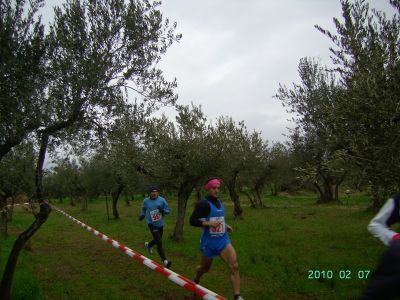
[51,205,227,300]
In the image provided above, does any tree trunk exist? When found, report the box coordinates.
[254,184,265,208]
[229,187,243,219]
[125,195,130,206]
[0,192,8,238]
[105,195,110,221]
[0,136,26,163]
[271,183,278,196]
[59,196,63,204]
[334,176,345,203]
[172,181,195,241]
[368,183,387,211]
[314,182,324,201]
[315,175,337,204]
[335,184,340,202]
[0,134,52,300]
[111,184,125,219]
[35,135,48,201]
[240,189,256,207]
[80,197,88,211]
[323,181,333,202]
[227,172,243,219]
[0,203,50,299]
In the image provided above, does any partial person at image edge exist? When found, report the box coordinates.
[358,194,400,300]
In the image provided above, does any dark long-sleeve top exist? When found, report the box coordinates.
[189,195,221,227]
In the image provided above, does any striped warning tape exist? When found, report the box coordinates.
[0,202,31,213]
[52,205,227,300]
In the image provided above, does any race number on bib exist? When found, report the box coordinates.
[150,209,162,222]
[209,216,225,235]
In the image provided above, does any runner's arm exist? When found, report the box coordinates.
[139,200,146,219]
[368,198,398,246]
[162,199,170,215]
[189,200,211,227]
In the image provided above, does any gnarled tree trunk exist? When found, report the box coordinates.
[240,189,256,207]
[0,134,52,300]
[315,172,338,204]
[227,171,243,219]
[111,183,125,219]
[254,184,265,208]
[172,179,197,241]
[334,175,345,203]
[105,194,110,220]
[271,183,278,196]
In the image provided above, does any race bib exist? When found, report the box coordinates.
[209,216,225,235]
[150,209,162,222]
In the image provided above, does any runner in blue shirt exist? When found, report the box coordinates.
[139,185,172,268]
[189,178,244,300]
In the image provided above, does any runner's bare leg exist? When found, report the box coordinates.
[220,244,240,295]
[194,255,213,283]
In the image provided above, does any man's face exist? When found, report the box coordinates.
[207,185,220,198]
[150,191,158,199]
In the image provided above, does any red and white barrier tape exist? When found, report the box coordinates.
[52,205,227,300]
[0,202,31,213]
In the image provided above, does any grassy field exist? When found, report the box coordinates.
[0,192,395,300]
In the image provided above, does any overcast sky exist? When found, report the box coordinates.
[41,0,395,142]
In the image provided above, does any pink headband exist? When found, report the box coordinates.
[204,179,221,190]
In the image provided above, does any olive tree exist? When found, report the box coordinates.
[316,0,400,208]
[277,58,348,203]
[97,106,147,219]
[144,105,219,241]
[213,117,259,217]
[1,0,180,297]
[236,132,270,208]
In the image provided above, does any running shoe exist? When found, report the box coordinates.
[144,242,153,254]
[163,259,172,268]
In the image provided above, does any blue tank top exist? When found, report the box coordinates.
[201,199,228,240]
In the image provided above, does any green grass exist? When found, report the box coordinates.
[0,192,393,299]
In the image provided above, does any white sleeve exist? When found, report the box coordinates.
[368,198,398,246]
